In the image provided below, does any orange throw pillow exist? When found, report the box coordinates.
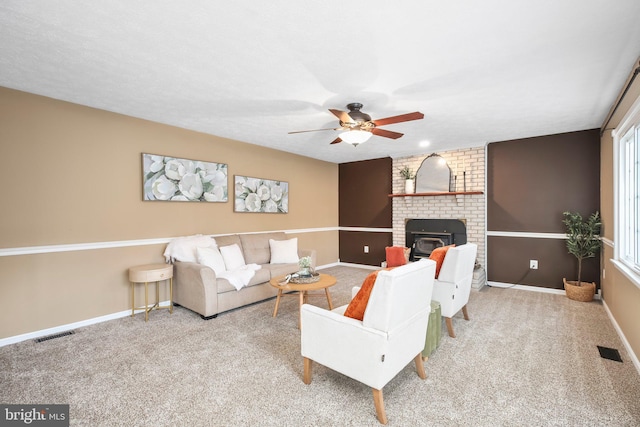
[429,244,455,278]
[344,270,381,321]
[385,246,408,268]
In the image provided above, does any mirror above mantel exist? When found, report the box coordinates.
[415,153,453,193]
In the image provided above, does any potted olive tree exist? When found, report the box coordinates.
[399,166,415,194]
[562,211,601,301]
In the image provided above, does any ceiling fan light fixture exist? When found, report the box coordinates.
[339,129,372,146]
[289,103,423,146]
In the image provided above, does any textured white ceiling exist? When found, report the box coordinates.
[1,1,640,163]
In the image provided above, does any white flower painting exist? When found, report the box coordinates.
[234,175,288,213]
[143,154,228,202]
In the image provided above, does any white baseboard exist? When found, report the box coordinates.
[315,262,340,270]
[0,301,172,347]
[487,281,602,300]
[337,262,380,270]
[487,281,567,295]
[602,300,640,375]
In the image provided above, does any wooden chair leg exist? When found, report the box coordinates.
[462,304,470,320]
[303,357,313,385]
[414,353,426,379]
[372,388,388,425]
[445,317,456,338]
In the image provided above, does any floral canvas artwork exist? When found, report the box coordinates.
[234,175,288,213]
[143,154,228,202]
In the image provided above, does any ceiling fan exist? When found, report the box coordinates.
[288,102,425,146]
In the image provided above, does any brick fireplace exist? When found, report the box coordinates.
[392,147,486,269]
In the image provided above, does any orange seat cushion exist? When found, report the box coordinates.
[429,244,455,278]
[385,246,408,268]
[344,269,395,321]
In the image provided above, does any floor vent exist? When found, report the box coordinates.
[597,345,623,362]
[35,330,75,343]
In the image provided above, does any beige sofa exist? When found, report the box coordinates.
[172,232,316,319]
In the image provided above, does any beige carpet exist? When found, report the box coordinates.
[1,266,639,426]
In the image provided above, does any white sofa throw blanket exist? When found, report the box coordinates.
[163,234,216,263]
[218,264,261,291]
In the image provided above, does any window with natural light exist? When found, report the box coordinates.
[615,94,640,281]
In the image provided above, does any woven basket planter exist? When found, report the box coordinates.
[563,278,596,302]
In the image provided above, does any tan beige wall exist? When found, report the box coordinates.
[600,66,640,361]
[0,87,339,339]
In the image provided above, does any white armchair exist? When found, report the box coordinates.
[431,243,478,338]
[300,259,436,424]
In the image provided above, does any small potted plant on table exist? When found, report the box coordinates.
[298,256,313,277]
[562,211,601,302]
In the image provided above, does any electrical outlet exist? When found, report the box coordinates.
[530,260,538,270]
[364,246,369,253]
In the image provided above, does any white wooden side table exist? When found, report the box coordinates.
[128,263,173,322]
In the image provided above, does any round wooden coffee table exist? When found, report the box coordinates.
[269,273,337,328]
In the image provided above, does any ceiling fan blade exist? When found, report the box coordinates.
[288,127,340,134]
[371,128,404,140]
[372,111,424,127]
[329,109,354,124]
[330,137,342,144]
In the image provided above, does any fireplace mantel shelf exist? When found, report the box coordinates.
[388,191,484,198]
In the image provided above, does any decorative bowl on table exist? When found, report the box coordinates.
[290,272,320,284]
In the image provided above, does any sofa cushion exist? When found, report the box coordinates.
[217,268,271,293]
[213,234,243,251]
[270,238,299,264]
[216,278,236,294]
[247,268,271,287]
[240,232,287,264]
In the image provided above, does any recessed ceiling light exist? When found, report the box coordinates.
[419,140,431,147]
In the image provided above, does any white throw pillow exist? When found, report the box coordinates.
[269,238,299,264]
[196,246,227,275]
[219,244,246,270]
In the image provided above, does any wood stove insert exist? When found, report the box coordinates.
[405,219,467,261]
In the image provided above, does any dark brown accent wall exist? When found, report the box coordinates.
[487,236,600,289]
[487,129,601,233]
[339,230,392,266]
[339,157,393,227]
[487,129,601,288]
[339,157,393,266]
